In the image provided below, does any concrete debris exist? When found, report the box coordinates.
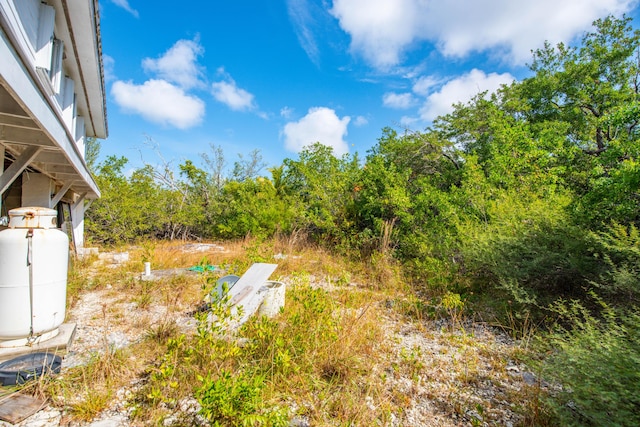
[179,243,226,253]
[97,251,129,264]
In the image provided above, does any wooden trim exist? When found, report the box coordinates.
[0,146,41,195]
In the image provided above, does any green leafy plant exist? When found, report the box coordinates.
[590,223,640,303]
[440,291,465,329]
[196,370,288,427]
[539,299,640,426]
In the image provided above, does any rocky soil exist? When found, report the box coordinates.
[0,254,542,427]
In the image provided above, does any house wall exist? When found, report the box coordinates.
[0,145,3,216]
[21,172,52,207]
[1,0,88,160]
[3,1,56,79]
[72,197,85,249]
[0,0,103,248]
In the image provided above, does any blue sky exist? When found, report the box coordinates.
[99,0,640,175]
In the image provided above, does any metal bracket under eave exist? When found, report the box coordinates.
[0,146,43,196]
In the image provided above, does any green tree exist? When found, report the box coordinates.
[86,157,155,243]
[177,159,213,236]
[518,15,640,226]
[84,137,101,174]
[231,149,266,182]
[282,143,360,245]
[214,177,296,239]
[86,157,184,243]
[522,16,640,154]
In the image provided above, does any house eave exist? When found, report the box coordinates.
[55,0,107,139]
[0,2,103,200]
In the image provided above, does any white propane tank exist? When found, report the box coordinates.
[0,207,69,347]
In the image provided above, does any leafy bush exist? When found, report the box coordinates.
[214,178,296,239]
[282,142,360,246]
[590,223,640,303]
[540,300,640,427]
[457,189,597,306]
[197,370,288,427]
[87,157,189,244]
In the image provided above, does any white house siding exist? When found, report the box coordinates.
[13,0,40,48]
[0,0,107,250]
[21,172,53,207]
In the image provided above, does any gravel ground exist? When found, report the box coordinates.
[0,270,540,427]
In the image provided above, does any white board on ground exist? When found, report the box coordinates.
[223,263,278,329]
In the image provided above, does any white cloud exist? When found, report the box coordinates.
[110,0,139,17]
[330,0,420,68]
[280,106,295,119]
[412,76,440,96]
[211,78,256,112]
[282,107,350,155]
[142,39,204,90]
[102,55,115,82]
[330,0,636,67]
[383,92,415,109]
[111,79,205,129]
[418,69,514,121]
[399,115,419,128]
[353,115,368,126]
[287,0,320,65]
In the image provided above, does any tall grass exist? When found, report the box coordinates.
[130,267,392,425]
[32,237,580,425]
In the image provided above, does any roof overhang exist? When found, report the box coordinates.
[55,0,107,139]
[0,0,107,200]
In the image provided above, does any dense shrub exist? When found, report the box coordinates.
[589,223,640,304]
[540,301,640,427]
[457,190,598,305]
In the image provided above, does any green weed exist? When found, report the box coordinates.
[197,370,288,427]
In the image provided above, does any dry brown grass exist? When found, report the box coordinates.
[30,238,545,426]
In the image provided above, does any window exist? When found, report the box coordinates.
[34,3,55,71]
[49,38,64,94]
